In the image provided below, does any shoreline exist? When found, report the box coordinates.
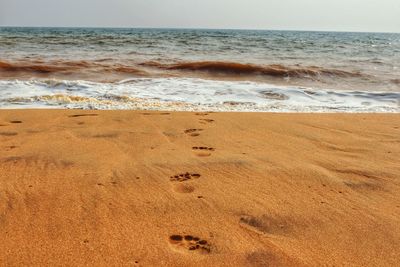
[1,110,399,266]
[1,78,399,112]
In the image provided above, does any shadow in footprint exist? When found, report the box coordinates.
[92,133,119,138]
[68,114,99,118]
[169,235,211,253]
[199,119,214,124]
[141,112,170,116]
[10,120,22,124]
[0,132,18,136]
[184,129,203,137]
[4,145,18,151]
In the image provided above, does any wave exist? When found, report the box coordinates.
[0,78,398,112]
[0,60,69,73]
[0,60,147,76]
[5,94,97,103]
[0,59,389,92]
[0,59,368,80]
[140,61,364,78]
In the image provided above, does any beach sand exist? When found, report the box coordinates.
[0,110,399,266]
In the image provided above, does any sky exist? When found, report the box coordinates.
[0,0,399,32]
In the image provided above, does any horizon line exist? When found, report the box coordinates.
[0,25,399,34]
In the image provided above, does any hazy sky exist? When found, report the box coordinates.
[1,0,399,32]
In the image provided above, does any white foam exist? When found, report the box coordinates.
[0,78,398,112]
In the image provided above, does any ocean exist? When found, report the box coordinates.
[0,27,399,112]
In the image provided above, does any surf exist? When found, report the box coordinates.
[0,78,398,112]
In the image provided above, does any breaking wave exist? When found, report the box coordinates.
[0,78,398,112]
[140,61,364,78]
[0,60,70,73]
[1,59,365,80]
[0,60,147,76]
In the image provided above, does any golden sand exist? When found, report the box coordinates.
[0,110,399,266]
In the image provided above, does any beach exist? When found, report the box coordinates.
[1,26,399,267]
[1,110,399,266]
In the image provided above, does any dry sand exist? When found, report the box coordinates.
[0,110,399,266]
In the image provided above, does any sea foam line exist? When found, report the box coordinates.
[0,78,398,112]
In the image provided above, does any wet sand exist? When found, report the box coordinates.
[0,110,399,266]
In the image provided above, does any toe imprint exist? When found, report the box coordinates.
[169,234,211,253]
[170,172,201,182]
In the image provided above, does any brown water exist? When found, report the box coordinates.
[0,27,399,111]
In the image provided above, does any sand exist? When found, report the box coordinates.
[0,110,399,266]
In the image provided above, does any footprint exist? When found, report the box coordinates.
[9,120,22,124]
[192,147,215,157]
[92,133,119,138]
[195,113,209,116]
[184,129,203,137]
[169,235,211,253]
[4,145,18,151]
[199,119,214,124]
[170,173,200,193]
[0,132,18,136]
[1,156,74,170]
[163,131,177,137]
[344,180,381,191]
[141,112,170,116]
[68,114,98,118]
[239,215,295,236]
[170,172,201,182]
[246,250,301,267]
